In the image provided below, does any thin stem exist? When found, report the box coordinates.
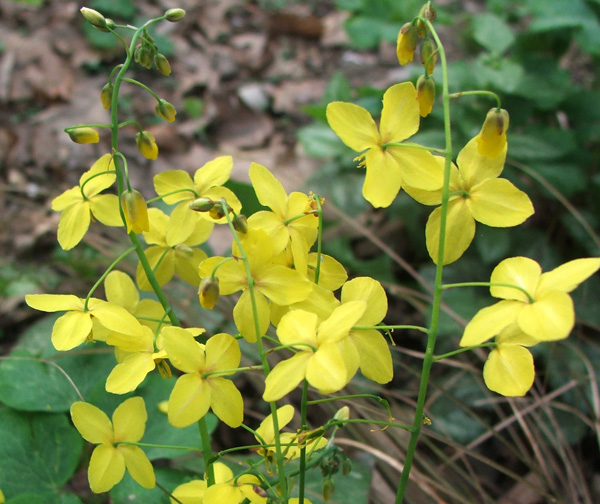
[298,380,309,504]
[84,246,135,310]
[448,89,502,109]
[199,419,215,485]
[442,281,535,303]
[434,342,497,361]
[123,77,161,101]
[395,17,451,504]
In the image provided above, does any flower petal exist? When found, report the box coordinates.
[483,345,535,397]
[306,343,348,394]
[161,326,205,373]
[257,265,313,305]
[88,444,125,493]
[277,309,318,347]
[233,290,270,343]
[456,137,506,187]
[469,178,534,227]
[171,480,207,504]
[112,397,147,442]
[106,354,155,394]
[249,163,289,217]
[362,147,403,208]
[326,102,379,152]
[460,300,523,346]
[341,277,387,325]
[153,170,195,204]
[70,401,113,444]
[350,329,393,384]
[317,300,366,344]
[52,311,93,351]
[90,194,122,227]
[425,200,475,265]
[263,352,311,402]
[205,333,241,373]
[57,202,90,250]
[119,444,155,489]
[209,377,244,427]
[379,82,419,143]
[25,294,83,312]
[387,147,444,191]
[104,271,139,310]
[168,373,211,428]
[490,256,540,302]
[537,257,600,294]
[193,155,233,192]
[518,290,574,341]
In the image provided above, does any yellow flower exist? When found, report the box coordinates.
[405,137,534,264]
[121,189,150,234]
[25,293,143,351]
[161,329,244,428]
[51,154,122,250]
[70,397,155,493]
[203,463,267,504]
[327,82,443,208]
[66,126,100,144]
[170,479,207,504]
[460,256,600,346]
[135,131,159,160]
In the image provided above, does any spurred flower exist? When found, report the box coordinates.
[70,397,155,493]
[327,82,443,208]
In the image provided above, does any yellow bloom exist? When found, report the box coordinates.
[67,126,100,144]
[203,463,267,504]
[327,82,443,208]
[405,137,534,264]
[70,397,155,493]
[25,293,143,351]
[51,154,122,250]
[121,189,150,234]
[135,131,159,160]
[170,479,207,504]
[476,108,509,158]
[461,256,600,346]
[161,329,244,428]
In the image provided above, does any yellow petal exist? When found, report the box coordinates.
[362,147,403,208]
[317,300,366,344]
[205,333,241,373]
[456,137,506,187]
[306,343,348,394]
[248,211,289,255]
[119,444,155,489]
[143,208,169,246]
[537,257,600,295]
[88,444,125,493]
[483,345,534,396]
[257,265,313,305]
[171,480,207,504]
[193,155,233,192]
[52,311,93,351]
[341,277,387,325]
[379,82,419,143]
[209,377,244,427]
[386,147,444,191]
[91,302,142,338]
[233,290,270,343]
[249,162,289,217]
[255,404,295,442]
[104,271,139,310]
[496,323,540,347]
[460,300,522,346]
[204,483,241,504]
[112,396,147,442]
[25,293,83,312]
[326,101,379,152]
[70,401,113,444]
[307,253,348,291]
[425,201,475,265]
[136,246,175,290]
[277,309,319,347]
[90,194,122,227]
[490,256,540,302]
[52,186,82,211]
[166,202,197,246]
[199,257,247,295]
[57,202,91,250]
[175,247,207,286]
[80,155,116,196]
[518,290,574,341]
[153,170,195,204]
[350,329,393,383]
[168,373,211,428]
[469,178,534,227]
[161,326,205,373]
[105,354,155,394]
[263,352,311,402]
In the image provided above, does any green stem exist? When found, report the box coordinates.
[381,141,445,155]
[442,281,534,303]
[199,419,215,485]
[434,342,497,361]
[395,18,451,504]
[84,246,135,310]
[123,77,161,101]
[298,380,309,504]
[448,90,502,109]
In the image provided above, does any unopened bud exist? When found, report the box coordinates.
[156,99,177,122]
[165,8,186,22]
[322,478,335,502]
[232,214,248,234]
[209,201,231,220]
[135,131,159,160]
[333,406,350,422]
[100,82,113,110]
[416,2,437,37]
[476,108,509,158]
[155,53,171,76]
[416,75,436,117]
[66,126,99,144]
[341,458,352,476]
[105,18,115,30]
[189,197,215,212]
[134,44,155,70]
[396,23,418,66]
[80,7,107,31]
[420,38,437,75]
[198,277,220,310]
[120,189,150,234]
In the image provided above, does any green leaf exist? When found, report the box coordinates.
[473,55,524,93]
[6,494,82,504]
[530,163,587,198]
[297,123,353,158]
[508,130,577,161]
[475,227,512,264]
[0,408,83,499]
[472,13,516,54]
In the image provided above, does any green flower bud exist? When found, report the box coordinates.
[100,82,113,110]
[154,53,171,76]
[105,18,115,30]
[232,214,248,234]
[322,478,335,502]
[165,8,186,22]
[80,8,107,31]
[189,197,215,212]
[416,2,437,37]
[420,38,437,75]
[156,99,177,122]
[66,126,99,144]
[396,23,418,66]
[134,44,155,70]
[341,457,352,476]
[333,406,350,421]
[135,131,159,160]
[198,277,220,310]
[416,75,436,117]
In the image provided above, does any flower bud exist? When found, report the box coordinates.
[165,8,186,22]
[135,131,159,160]
[66,127,99,144]
[80,7,108,31]
[100,82,113,110]
[416,75,435,117]
[134,44,155,70]
[416,2,437,37]
[476,108,510,158]
[189,197,215,212]
[341,458,352,476]
[105,18,115,30]
[232,214,248,234]
[333,406,350,422]
[120,189,150,234]
[396,23,418,66]
[198,277,220,310]
[154,53,171,76]
[420,38,437,75]
[156,99,177,122]
[322,478,335,502]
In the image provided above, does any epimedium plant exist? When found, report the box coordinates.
[7,2,600,504]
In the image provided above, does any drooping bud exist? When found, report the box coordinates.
[156,99,177,122]
[154,54,171,76]
[322,478,335,502]
[420,38,437,75]
[134,44,155,70]
[135,131,159,160]
[105,18,116,30]
[476,108,510,158]
[232,214,248,234]
[189,197,215,212]
[165,8,186,22]
[416,75,436,117]
[66,127,99,144]
[80,8,108,31]
[333,405,350,422]
[341,457,352,476]
[120,189,150,234]
[100,82,113,110]
[198,277,220,310]
[209,201,231,220]
[416,2,437,37]
[396,23,418,66]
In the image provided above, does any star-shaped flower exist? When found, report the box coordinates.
[326,82,443,208]
[70,397,155,493]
